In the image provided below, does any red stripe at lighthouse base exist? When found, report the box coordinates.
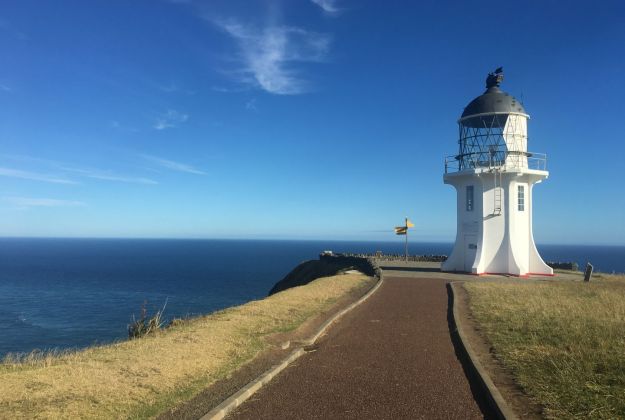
[474,272,556,278]
[441,270,556,278]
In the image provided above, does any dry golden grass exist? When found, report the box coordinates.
[0,272,372,419]
[465,273,625,419]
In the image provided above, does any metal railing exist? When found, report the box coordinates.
[444,150,547,173]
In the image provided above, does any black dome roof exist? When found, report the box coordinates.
[460,68,527,119]
[461,86,526,118]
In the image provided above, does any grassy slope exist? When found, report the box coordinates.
[465,273,625,419]
[0,272,372,419]
[269,259,370,295]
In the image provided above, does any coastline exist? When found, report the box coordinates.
[2,239,623,357]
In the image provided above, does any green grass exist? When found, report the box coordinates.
[465,274,625,419]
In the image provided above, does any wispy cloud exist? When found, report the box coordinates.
[211,85,248,93]
[154,109,189,130]
[0,83,11,92]
[213,19,331,95]
[61,167,158,185]
[141,154,206,175]
[1,154,62,166]
[110,120,139,132]
[3,196,86,208]
[310,0,341,14]
[86,173,158,185]
[245,98,258,111]
[157,83,196,95]
[0,167,77,184]
[1,155,158,185]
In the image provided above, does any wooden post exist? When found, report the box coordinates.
[584,262,593,282]
[404,217,408,261]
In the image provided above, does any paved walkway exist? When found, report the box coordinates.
[228,274,488,419]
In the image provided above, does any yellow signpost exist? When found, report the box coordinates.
[394,217,414,261]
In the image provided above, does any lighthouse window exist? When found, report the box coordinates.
[518,185,525,211]
[466,186,474,211]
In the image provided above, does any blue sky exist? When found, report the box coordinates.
[1,0,624,244]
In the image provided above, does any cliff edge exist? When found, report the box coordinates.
[268,255,378,296]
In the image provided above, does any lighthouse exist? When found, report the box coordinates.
[442,69,553,276]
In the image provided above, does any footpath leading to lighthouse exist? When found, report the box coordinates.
[226,265,489,419]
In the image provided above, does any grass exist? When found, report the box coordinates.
[464,273,625,419]
[0,272,372,419]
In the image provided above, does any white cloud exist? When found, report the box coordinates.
[1,154,63,166]
[1,155,158,185]
[0,84,11,92]
[154,109,189,130]
[211,85,247,93]
[85,173,158,185]
[0,167,77,184]
[245,98,258,111]
[213,19,331,95]
[61,167,158,185]
[311,0,341,13]
[110,120,139,132]
[3,196,86,208]
[141,154,206,175]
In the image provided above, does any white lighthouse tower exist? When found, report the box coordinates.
[442,69,553,276]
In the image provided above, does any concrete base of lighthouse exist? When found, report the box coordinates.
[442,168,553,276]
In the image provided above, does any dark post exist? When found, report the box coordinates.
[404,217,409,262]
[583,262,594,282]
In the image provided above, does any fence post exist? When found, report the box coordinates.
[583,263,593,282]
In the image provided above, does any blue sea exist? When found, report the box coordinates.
[0,238,623,357]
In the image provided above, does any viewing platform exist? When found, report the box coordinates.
[444,150,547,174]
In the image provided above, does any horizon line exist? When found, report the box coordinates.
[0,236,623,247]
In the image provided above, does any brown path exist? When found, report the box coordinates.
[228,276,489,419]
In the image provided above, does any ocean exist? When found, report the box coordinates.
[0,238,623,357]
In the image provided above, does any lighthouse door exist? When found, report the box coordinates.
[463,234,477,272]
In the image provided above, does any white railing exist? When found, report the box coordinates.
[444,151,547,173]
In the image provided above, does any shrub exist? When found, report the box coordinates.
[128,299,167,339]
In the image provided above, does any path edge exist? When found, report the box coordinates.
[200,272,385,420]
[448,281,518,420]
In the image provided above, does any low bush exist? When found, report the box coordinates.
[128,299,167,339]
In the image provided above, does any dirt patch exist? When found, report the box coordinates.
[157,276,377,420]
[454,282,544,419]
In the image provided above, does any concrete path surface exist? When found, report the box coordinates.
[227,274,490,419]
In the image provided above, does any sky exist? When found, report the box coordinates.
[1,0,624,244]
